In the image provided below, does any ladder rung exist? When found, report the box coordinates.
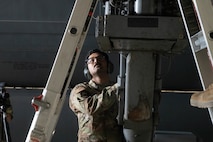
[179,0,200,35]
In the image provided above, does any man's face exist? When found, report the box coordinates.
[86,52,108,76]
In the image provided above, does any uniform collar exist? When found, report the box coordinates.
[88,80,113,90]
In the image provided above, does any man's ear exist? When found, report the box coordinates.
[84,66,92,80]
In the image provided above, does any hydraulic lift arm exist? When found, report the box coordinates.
[25,0,99,141]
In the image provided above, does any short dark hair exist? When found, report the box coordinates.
[85,49,109,63]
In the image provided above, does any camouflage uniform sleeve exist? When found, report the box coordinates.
[69,83,118,115]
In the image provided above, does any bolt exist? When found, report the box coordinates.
[70,27,77,34]
[209,31,213,40]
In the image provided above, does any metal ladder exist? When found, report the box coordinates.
[177,0,213,124]
[25,0,99,141]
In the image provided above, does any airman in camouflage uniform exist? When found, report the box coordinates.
[69,49,123,142]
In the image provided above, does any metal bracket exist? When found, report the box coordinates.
[31,95,50,111]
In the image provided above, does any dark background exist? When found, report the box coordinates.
[0,0,212,141]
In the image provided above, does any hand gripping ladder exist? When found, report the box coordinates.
[25,0,99,141]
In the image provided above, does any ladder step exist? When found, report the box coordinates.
[180,0,200,36]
